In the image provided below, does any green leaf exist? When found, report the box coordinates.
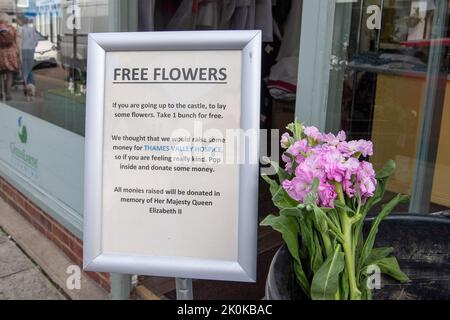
[340,269,349,300]
[360,275,373,300]
[277,166,291,183]
[293,261,310,298]
[311,231,324,273]
[260,215,299,263]
[357,194,409,271]
[365,247,394,266]
[303,178,319,207]
[334,201,356,215]
[260,157,291,182]
[354,160,398,258]
[297,213,315,273]
[311,205,328,233]
[311,205,344,244]
[280,207,302,217]
[295,216,308,260]
[286,120,303,141]
[327,209,341,230]
[261,175,298,209]
[260,214,310,294]
[374,257,409,283]
[272,186,298,209]
[362,160,395,213]
[311,246,345,300]
[376,159,396,179]
[261,174,279,196]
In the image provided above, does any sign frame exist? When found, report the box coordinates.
[83,31,261,282]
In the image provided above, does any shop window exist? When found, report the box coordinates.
[0,1,303,298]
[0,0,124,234]
[321,0,450,214]
[1,0,301,137]
[0,1,100,135]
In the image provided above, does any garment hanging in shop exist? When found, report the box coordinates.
[167,0,274,41]
[268,0,302,101]
[138,0,156,31]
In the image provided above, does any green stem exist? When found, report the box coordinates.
[341,214,361,300]
[335,183,362,300]
[351,195,363,252]
[318,208,344,242]
[320,230,333,257]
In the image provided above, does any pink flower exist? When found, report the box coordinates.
[303,126,322,141]
[342,157,360,197]
[287,139,309,164]
[356,161,377,199]
[318,148,347,183]
[282,153,293,173]
[279,123,377,208]
[283,159,338,208]
[282,170,314,203]
[338,140,373,157]
[321,131,347,145]
[280,132,291,149]
[288,139,309,156]
[295,155,325,181]
[318,182,337,208]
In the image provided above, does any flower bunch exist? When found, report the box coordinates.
[261,121,409,300]
[280,126,376,208]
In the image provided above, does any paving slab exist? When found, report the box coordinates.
[0,197,109,299]
[0,234,34,278]
[0,228,6,243]
[0,267,65,300]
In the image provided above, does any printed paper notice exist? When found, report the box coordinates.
[101,50,242,261]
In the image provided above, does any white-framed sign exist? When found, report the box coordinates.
[83,31,261,282]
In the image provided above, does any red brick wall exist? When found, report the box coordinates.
[0,176,111,292]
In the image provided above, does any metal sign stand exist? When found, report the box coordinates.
[176,278,193,300]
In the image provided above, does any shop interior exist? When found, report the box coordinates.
[137,0,300,300]
[341,0,450,213]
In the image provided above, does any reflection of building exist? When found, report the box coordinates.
[0,0,61,44]
[0,0,16,13]
[34,0,61,44]
[16,0,62,44]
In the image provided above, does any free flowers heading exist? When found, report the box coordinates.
[262,121,409,300]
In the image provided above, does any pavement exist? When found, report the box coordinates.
[0,197,109,300]
[0,227,66,300]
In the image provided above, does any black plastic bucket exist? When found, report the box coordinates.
[265,214,450,300]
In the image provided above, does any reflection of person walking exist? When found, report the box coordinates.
[21,18,38,86]
[0,13,20,101]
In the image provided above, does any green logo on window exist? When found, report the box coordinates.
[18,116,28,144]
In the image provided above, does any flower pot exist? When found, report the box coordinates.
[265,214,450,300]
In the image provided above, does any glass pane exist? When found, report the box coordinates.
[328,0,449,214]
[0,0,115,136]
[0,1,124,224]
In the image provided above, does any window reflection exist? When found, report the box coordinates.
[335,0,450,213]
[0,0,110,136]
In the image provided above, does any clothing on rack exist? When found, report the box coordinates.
[276,0,302,61]
[138,0,156,31]
[267,56,298,101]
[167,0,274,39]
[267,0,302,101]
